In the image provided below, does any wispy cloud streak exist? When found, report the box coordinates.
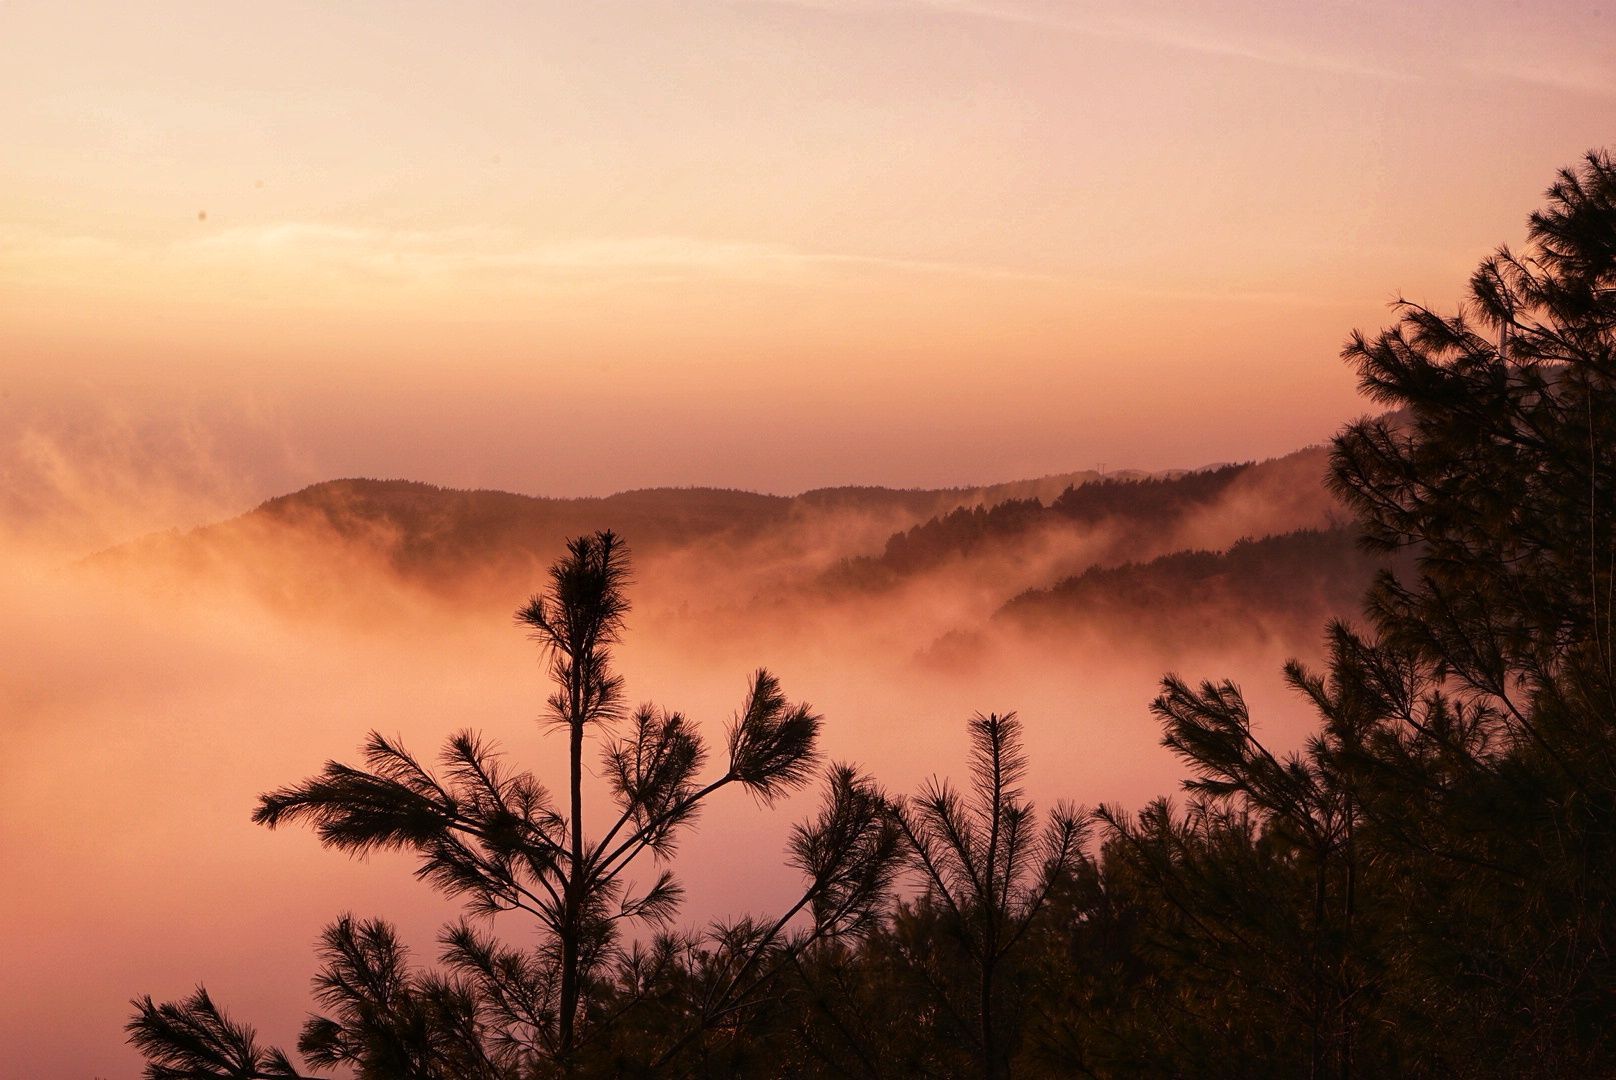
[0,221,1066,290]
[738,0,1616,96]
[737,0,1415,81]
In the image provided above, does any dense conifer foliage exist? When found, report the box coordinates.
[130,151,1615,1076]
[131,532,898,1077]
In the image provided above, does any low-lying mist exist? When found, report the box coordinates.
[3,450,1369,1079]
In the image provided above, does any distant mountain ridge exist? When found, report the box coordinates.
[997,524,1400,637]
[81,442,1388,662]
[822,445,1339,592]
[86,467,1135,581]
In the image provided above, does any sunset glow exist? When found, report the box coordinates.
[4,3,1614,1077]
[6,0,1612,536]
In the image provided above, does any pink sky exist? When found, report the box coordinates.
[4,1,1612,542]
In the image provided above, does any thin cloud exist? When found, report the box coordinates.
[738,0,1415,82]
[747,0,1616,97]
[1,219,1387,312]
[0,219,1064,291]
[1453,56,1616,99]
[177,224,1067,285]
[1093,10,1415,83]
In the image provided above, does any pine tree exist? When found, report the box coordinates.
[130,532,899,1078]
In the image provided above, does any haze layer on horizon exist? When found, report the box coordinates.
[4,0,1612,550]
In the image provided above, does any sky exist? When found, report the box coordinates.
[4,0,1614,547]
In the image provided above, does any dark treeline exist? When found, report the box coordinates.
[89,464,1111,598]
[827,475,1222,585]
[997,525,1410,643]
[129,151,1616,1077]
[1047,462,1245,525]
[823,447,1331,592]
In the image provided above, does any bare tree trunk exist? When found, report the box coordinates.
[1310,851,1327,1080]
[1341,797,1356,1080]
[559,684,585,1063]
[980,953,997,1080]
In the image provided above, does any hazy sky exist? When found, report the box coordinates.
[3,0,1613,539]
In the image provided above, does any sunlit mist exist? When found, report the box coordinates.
[3,1,1613,1076]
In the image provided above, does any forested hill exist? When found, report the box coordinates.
[996,524,1404,642]
[823,444,1338,591]
[81,442,1365,645]
[81,468,1115,600]
[248,479,791,558]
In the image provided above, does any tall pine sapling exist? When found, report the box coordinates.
[129,531,898,1077]
[891,712,1087,1080]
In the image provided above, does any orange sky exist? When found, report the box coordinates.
[3,0,1614,537]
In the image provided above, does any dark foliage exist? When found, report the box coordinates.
[1048,462,1246,525]
[998,524,1405,645]
[825,446,1334,593]
[131,531,896,1077]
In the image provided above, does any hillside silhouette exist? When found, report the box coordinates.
[88,470,1113,585]
[80,439,1376,657]
[998,524,1404,641]
[823,445,1337,590]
